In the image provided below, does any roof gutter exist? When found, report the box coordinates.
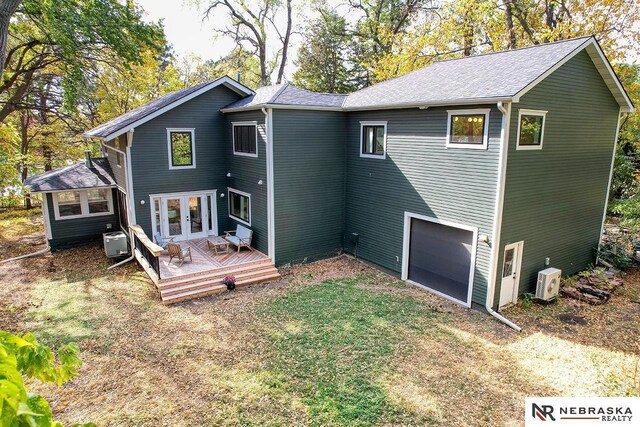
[486,101,521,332]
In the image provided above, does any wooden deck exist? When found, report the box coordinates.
[132,233,280,304]
[158,238,270,280]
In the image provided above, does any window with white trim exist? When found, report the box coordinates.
[360,121,387,158]
[233,122,258,157]
[446,109,490,149]
[167,128,195,169]
[56,191,82,217]
[228,189,251,225]
[516,109,546,150]
[53,189,113,220]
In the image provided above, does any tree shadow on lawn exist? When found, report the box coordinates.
[253,277,564,426]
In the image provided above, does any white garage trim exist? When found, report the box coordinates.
[402,211,478,307]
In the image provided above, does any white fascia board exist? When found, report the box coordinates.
[86,77,254,141]
[221,104,344,113]
[512,38,634,113]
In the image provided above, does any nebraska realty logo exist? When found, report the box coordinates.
[525,397,640,426]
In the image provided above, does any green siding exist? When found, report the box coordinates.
[130,86,243,241]
[103,135,127,190]
[272,109,346,265]
[46,190,120,250]
[496,50,620,307]
[223,110,269,254]
[344,107,502,305]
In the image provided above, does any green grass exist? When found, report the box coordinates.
[0,207,42,240]
[258,278,439,426]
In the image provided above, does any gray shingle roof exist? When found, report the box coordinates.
[343,36,593,109]
[24,158,116,193]
[85,76,252,139]
[222,83,347,111]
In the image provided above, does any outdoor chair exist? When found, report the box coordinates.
[225,224,253,253]
[154,232,174,250]
[167,242,192,266]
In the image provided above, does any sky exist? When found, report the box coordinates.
[136,0,236,61]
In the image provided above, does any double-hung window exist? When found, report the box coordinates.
[360,121,387,158]
[446,109,490,149]
[516,109,546,150]
[167,128,196,169]
[228,188,251,225]
[233,122,258,157]
[53,189,113,220]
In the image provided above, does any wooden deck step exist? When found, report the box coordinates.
[160,265,280,296]
[158,258,275,288]
[161,269,281,304]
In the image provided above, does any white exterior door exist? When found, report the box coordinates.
[157,191,217,241]
[499,242,524,308]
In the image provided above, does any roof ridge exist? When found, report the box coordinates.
[349,35,594,96]
[432,35,593,65]
[270,82,291,103]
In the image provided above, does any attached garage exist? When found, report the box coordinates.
[402,213,478,307]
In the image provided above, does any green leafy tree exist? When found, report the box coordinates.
[0,330,89,427]
[0,0,164,122]
[293,8,357,93]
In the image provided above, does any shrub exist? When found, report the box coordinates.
[0,331,92,427]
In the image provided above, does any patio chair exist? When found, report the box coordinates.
[225,224,253,253]
[167,242,192,266]
[154,232,174,250]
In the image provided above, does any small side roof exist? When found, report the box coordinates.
[24,158,116,193]
[221,83,347,112]
[342,36,633,112]
[85,76,254,141]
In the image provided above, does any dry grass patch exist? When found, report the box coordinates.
[1,209,638,426]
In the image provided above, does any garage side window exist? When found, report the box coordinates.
[228,188,251,225]
[360,121,387,159]
[446,109,490,149]
[517,109,546,150]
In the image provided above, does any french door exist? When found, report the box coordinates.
[154,191,217,241]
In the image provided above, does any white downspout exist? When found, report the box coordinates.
[486,101,521,332]
[261,107,276,260]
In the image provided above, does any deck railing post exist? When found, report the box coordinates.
[130,226,162,280]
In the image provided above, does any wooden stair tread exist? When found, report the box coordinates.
[161,271,281,304]
[159,267,280,295]
[158,258,275,286]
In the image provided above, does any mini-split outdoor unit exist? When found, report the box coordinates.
[536,267,561,301]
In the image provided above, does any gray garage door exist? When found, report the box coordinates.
[408,218,474,304]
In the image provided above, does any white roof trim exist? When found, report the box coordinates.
[85,76,254,141]
[513,37,634,112]
[221,103,345,113]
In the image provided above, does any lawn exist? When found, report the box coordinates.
[0,209,639,426]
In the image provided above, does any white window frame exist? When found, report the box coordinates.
[149,189,219,238]
[52,188,114,220]
[227,187,251,226]
[446,108,491,150]
[359,121,387,159]
[167,128,196,170]
[516,109,547,150]
[232,121,259,158]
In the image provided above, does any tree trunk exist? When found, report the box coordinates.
[462,11,473,56]
[275,0,292,84]
[0,0,21,72]
[503,0,517,49]
[20,110,31,209]
[39,76,53,171]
